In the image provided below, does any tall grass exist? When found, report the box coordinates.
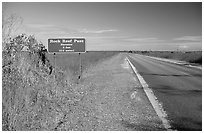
[47,51,119,82]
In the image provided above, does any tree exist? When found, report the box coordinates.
[2,13,23,50]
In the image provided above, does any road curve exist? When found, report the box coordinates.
[127,54,202,130]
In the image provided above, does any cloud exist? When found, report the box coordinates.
[25,24,118,39]
[179,45,188,49]
[79,29,118,34]
[173,36,201,42]
[124,37,164,43]
[25,23,78,34]
[37,31,69,35]
[25,24,55,28]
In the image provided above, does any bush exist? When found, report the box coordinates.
[2,34,67,130]
[189,56,202,64]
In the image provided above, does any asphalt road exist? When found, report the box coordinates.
[127,54,202,130]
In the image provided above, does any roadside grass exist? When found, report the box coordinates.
[133,51,202,65]
[2,34,119,131]
[47,51,119,82]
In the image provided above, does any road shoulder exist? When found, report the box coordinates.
[68,53,165,130]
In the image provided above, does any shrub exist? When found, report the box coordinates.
[2,34,65,130]
[189,56,202,64]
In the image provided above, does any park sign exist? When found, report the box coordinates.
[48,38,86,53]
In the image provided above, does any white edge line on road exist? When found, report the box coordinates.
[126,57,172,131]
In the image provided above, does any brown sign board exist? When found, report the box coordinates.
[48,38,86,53]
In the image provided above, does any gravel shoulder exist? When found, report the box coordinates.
[58,53,165,130]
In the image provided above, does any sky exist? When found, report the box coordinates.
[3,2,202,51]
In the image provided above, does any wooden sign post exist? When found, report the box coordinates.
[48,38,86,82]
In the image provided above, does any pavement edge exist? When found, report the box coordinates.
[125,56,173,131]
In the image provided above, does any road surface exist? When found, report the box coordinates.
[127,54,202,130]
